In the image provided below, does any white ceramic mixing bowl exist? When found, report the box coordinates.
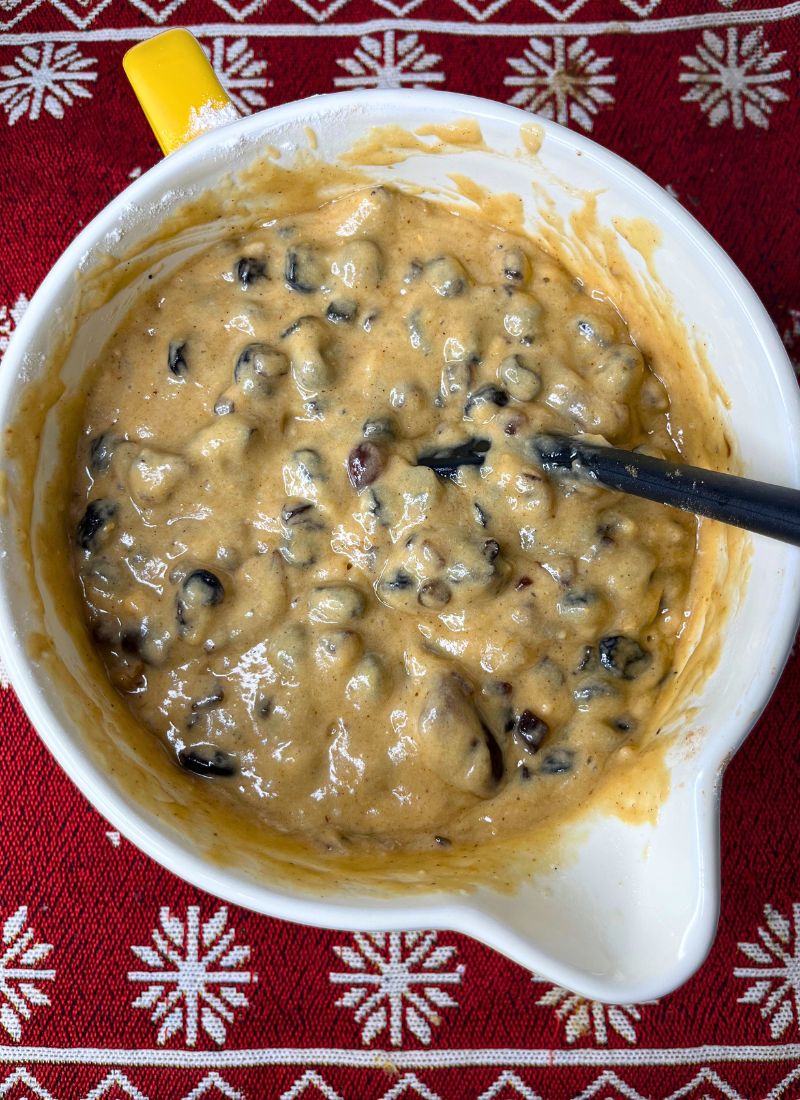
[2,89,799,1003]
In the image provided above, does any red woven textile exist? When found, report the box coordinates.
[1,2,799,1096]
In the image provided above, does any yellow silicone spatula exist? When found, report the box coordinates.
[123,29,238,155]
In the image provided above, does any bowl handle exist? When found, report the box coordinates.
[123,29,239,156]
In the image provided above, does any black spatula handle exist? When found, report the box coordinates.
[533,433,800,547]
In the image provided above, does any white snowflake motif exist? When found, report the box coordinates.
[202,37,270,115]
[128,905,256,1046]
[504,36,615,132]
[531,977,646,1044]
[0,905,56,1042]
[734,901,800,1037]
[679,27,791,130]
[334,32,445,91]
[0,292,29,358]
[330,930,463,1046]
[0,43,97,127]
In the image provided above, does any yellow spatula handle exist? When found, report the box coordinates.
[123,29,238,155]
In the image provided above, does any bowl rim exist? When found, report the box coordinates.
[2,86,799,1003]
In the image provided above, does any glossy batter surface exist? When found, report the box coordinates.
[71,186,697,853]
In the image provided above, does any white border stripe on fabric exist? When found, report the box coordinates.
[0,2,798,43]
[2,1045,800,1067]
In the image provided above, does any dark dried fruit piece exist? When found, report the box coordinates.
[515,710,548,754]
[285,245,320,294]
[182,569,224,606]
[362,417,396,441]
[540,748,575,775]
[326,300,356,324]
[235,257,267,289]
[418,579,451,610]
[347,441,385,492]
[89,432,115,474]
[191,686,225,710]
[611,716,637,733]
[502,248,530,284]
[177,569,224,633]
[178,744,238,777]
[168,341,188,378]
[404,260,423,284]
[573,679,616,702]
[464,385,510,417]
[598,635,652,680]
[77,500,117,552]
[426,256,467,298]
[482,719,506,783]
[281,500,317,527]
[234,343,288,391]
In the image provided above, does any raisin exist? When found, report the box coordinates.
[235,257,267,289]
[178,745,237,777]
[464,385,510,417]
[515,710,548,754]
[326,300,356,324]
[611,716,636,733]
[89,432,115,474]
[191,686,224,710]
[598,635,652,680]
[426,256,467,298]
[502,248,529,284]
[418,579,451,610]
[167,341,188,378]
[285,245,320,294]
[362,417,396,441]
[281,500,316,527]
[77,500,117,552]
[540,748,574,775]
[347,441,385,492]
[384,571,413,591]
[234,343,288,390]
[176,570,224,632]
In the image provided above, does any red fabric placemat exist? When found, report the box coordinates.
[1,3,799,1096]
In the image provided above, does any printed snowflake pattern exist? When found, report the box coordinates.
[334,32,445,90]
[0,905,56,1042]
[531,977,646,1044]
[734,901,800,1038]
[679,27,790,130]
[330,930,463,1046]
[0,292,29,358]
[202,37,270,115]
[504,36,616,132]
[0,43,97,126]
[128,905,256,1046]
